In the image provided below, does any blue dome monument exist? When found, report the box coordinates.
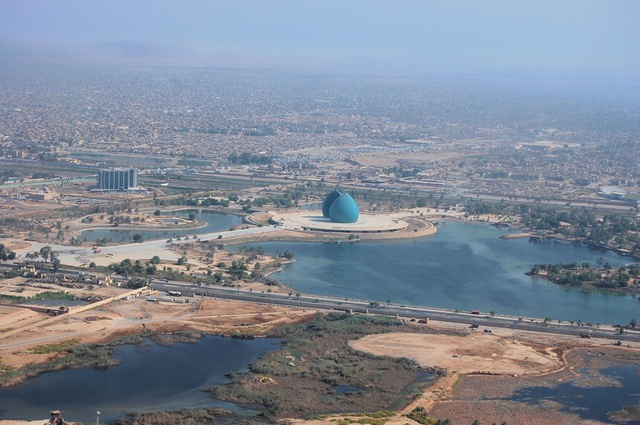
[322,190,342,218]
[321,190,359,223]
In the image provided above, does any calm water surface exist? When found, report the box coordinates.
[509,365,640,424]
[0,336,280,424]
[79,210,242,243]
[3,222,640,424]
[241,222,639,324]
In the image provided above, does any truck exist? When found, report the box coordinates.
[47,306,69,316]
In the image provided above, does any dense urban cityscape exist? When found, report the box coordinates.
[1,65,638,202]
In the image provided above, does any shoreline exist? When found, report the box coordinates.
[58,206,246,243]
[1,293,639,424]
[5,212,639,300]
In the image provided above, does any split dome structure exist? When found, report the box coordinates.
[269,190,414,233]
[321,190,359,223]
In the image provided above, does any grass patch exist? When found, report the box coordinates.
[406,407,450,425]
[110,408,244,425]
[0,356,14,374]
[29,339,80,354]
[334,411,397,425]
[1,343,118,387]
[1,330,207,388]
[0,291,76,304]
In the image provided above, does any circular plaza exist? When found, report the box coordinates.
[270,210,410,233]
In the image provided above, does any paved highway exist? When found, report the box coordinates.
[150,280,640,344]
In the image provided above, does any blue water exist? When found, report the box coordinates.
[29,299,88,307]
[3,221,639,424]
[0,336,280,424]
[509,365,640,424]
[79,210,242,243]
[239,222,640,324]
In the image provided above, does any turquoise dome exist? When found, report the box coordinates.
[328,193,359,223]
[322,190,342,218]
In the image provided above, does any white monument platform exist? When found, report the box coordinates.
[270,211,409,233]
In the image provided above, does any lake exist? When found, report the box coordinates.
[83,215,639,323]
[0,336,280,424]
[238,221,640,324]
[79,210,243,243]
[508,364,640,424]
[3,220,640,423]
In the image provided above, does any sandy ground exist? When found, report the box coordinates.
[286,322,640,425]
[0,297,316,425]
[2,300,638,425]
[0,421,51,425]
[350,331,563,376]
[0,297,316,371]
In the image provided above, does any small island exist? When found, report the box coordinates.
[526,261,640,293]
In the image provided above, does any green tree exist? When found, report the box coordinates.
[39,246,52,262]
[282,251,294,260]
[0,244,16,261]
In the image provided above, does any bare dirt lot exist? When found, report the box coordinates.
[0,297,316,372]
[350,331,563,376]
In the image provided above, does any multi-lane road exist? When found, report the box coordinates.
[151,280,640,344]
[9,221,639,344]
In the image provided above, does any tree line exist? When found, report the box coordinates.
[527,262,640,289]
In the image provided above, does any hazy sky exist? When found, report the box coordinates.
[0,0,638,82]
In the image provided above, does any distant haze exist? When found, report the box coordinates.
[0,0,638,85]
